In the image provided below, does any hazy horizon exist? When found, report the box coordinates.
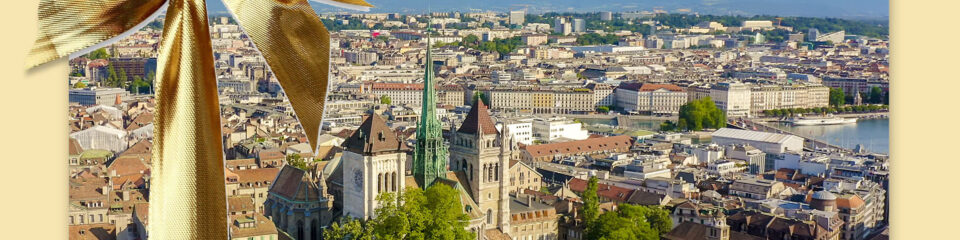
[205,0,888,20]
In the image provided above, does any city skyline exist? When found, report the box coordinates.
[204,0,890,20]
[63,8,889,240]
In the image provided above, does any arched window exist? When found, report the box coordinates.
[487,209,494,224]
[488,164,494,182]
[378,173,383,193]
[391,172,397,192]
[296,220,305,240]
[481,164,487,183]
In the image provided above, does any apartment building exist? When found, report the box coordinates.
[615,83,688,114]
[487,87,594,114]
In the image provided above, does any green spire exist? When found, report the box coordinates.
[412,32,449,188]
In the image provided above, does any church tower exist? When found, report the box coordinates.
[450,100,512,232]
[341,114,407,220]
[412,34,449,188]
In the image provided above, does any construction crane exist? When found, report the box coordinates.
[775,17,783,26]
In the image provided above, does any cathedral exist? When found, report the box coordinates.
[331,36,554,239]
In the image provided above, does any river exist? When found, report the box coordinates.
[771,118,890,154]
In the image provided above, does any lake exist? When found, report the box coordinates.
[772,118,890,154]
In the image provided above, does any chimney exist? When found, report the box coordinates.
[122,190,130,201]
[527,195,534,207]
[101,186,110,195]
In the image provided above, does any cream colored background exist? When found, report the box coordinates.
[0,0,957,239]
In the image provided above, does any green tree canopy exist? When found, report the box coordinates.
[597,106,611,113]
[285,154,309,170]
[582,177,600,226]
[580,176,673,240]
[473,91,490,105]
[585,204,673,240]
[868,87,884,104]
[325,184,474,240]
[87,48,111,60]
[380,95,392,105]
[576,33,619,45]
[677,97,726,131]
[829,88,846,107]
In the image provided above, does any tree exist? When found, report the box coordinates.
[659,120,677,132]
[286,154,308,170]
[104,65,118,87]
[325,184,474,240]
[829,88,845,107]
[582,177,600,226]
[73,82,87,89]
[472,91,490,105]
[868,86,884,104]
[461,34,480,46]
[87,48,111,60]
[585,204,673,240]
[540,186,552,194]
[117,68,128,85]
[677,97,726,131]
[325,216,372,240]
[597,106,611,113]
[380,95,392,105]
[129,76,152,94]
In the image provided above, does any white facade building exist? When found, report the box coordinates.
[615,83,687,114]
[497,120,534,145]
[531,117,589,142]
[709,82,752,118]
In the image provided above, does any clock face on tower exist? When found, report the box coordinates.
[353,168,364,189]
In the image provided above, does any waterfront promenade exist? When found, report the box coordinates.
[728,118,853,152]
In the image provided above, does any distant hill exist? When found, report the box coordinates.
[206,0,888,20]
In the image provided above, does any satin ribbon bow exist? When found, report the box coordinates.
[27,0,372,238]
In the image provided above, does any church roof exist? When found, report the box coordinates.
[343,114,407,155]
[268,166,324,203]
[456,100,498,135]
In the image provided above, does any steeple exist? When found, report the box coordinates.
[412,32,449,188]
[457,100,498,136]
[343,114,407,155]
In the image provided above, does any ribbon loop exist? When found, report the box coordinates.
[149,0,228,239]
[223,0,332,156]
[30,0,373,237]
[27,0,168,68]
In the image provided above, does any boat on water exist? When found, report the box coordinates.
[786,114,857,126]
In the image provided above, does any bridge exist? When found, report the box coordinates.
[727,119,852,153]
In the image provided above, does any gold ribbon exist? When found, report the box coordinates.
[27,0,372,238]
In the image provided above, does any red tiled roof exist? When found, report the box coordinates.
[69,138,84,155]
[457,100,498,135]
[618,82,686,92]
[258,149,284,160]
[567,178,633,203]
[523,135,633,158]
[369,83,461,91]
[343,114,407,154]
[234,168,281,184]
[837,195,865,209]
[107,156,148,177]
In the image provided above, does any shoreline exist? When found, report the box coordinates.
[750,111,889,122]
